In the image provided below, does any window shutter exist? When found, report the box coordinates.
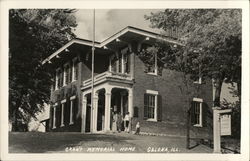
[190,101,195,125]
[69,65,72,83]
[144,94,148,119]
[202,102,207,127]
[157,95,162,121]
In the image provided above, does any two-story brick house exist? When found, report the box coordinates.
[43,26,213,139]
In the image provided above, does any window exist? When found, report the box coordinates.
[124,53,130,73]
[145,52,158,75]
[144,90,158,121]
[56,68,63,89]
[191,98,203,127]
[110,47,130,74]
[72,58,78,81]
[64,64,70,86]
[194,76,202,84]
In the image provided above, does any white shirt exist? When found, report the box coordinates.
[124,114,130,121]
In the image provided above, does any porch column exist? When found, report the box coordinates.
[104,87,112,131]
[70,96,76,125]
[128,88,133,133]
[92,93,99,132]
[81,95,87,133]
[128,88,133,117]
[60,99,66,127]
[120,91,126,116]
[52,103,57,129]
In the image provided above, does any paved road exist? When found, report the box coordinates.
[9,132,213,153]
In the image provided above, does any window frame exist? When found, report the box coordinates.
[63,63,70,86]
[109,47,130,74]
[144,90,158,121]
[52,103,58,129]
[194,76,202,84]
[192,98,203,127]
[69,95,76,125]
[146,52,158,76]
[72,57,78,82]
[55,68,62,90]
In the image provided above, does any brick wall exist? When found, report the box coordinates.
[132,52,213,139]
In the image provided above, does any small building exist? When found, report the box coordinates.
[43,26,213,139]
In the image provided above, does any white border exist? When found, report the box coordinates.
[1,1,249,161]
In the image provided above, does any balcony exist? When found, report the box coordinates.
[82,71,133,89]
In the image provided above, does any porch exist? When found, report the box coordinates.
[81,82,133,133]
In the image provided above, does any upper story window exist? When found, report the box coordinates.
[191,98,203,127]
[110,47,130,74]
[64,63,70,86]
[55,68,63,90]
[72,58,78,81]
[194,76,202,84]
[139,45,162,76]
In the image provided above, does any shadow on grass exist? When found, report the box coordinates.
[9,132,135,153]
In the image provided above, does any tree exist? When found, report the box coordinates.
[144,9,241,148]
[9,9,77,131]
[145,9,241,106]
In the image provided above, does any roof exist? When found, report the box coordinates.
[42,26,184,64]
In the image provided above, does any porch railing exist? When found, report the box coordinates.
[82,71,132,87]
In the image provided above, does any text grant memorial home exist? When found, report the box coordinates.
[43,26,213,139]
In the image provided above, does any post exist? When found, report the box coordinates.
[128,88,133,133]
[93,93,99,132]
[104,88,111,131]
[90,9,95,133]
[81,96,87,133]
[213,107,221,153]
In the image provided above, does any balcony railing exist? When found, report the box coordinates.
[82,71,132,88]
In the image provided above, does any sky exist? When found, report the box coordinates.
[73,9,162,41]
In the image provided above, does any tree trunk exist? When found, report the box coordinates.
[11,108,18,131]
[237,81,241,104]
[213,78,223,107]
[186,107,190,149]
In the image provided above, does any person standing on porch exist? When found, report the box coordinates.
[124,112,130,133]
[112,111,118,133]
[117,112,122,133]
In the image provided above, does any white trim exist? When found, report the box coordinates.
[52,106,57,129]
[192,98,203,127]
[147,72,157,76]
[54,103,58,106]
[61,99,66,104]
[146,89,159,95]
[72,57,77,82]
[55,68,61,90]
[146,118,157,122]
[63,63,70,86]
[43,26,183,65]
[70,95,76,100]
[194,76,202,84]
[60,103,65,127]
[193,97,203,102]
[69,99,74,125]
[145,90,158,121]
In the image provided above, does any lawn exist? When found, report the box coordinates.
[9,132,213,153]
